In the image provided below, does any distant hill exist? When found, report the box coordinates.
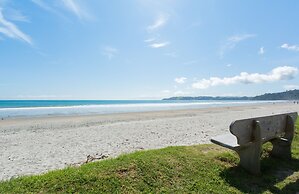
[251,89,299,100]
[162,89,299,101]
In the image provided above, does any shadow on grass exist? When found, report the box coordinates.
[220,156,299,194]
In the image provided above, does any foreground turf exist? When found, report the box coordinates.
[0,118,298,193]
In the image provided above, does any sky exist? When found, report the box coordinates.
[0,0,299,100]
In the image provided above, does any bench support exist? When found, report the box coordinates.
[236,120,262,175]
[211,112,297,175]
[270,115,294,159]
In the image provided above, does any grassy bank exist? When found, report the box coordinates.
[0,118,298,193]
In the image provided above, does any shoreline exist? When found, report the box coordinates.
[0,100,286,120]
[1,102,299,181]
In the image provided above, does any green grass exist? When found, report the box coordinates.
[0,118,298,193]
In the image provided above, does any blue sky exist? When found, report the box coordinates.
[0,0,299,99]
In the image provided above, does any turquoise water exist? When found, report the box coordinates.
[0,100,180,108]
[0,100,278,118]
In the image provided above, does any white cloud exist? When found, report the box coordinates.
[145,13,170,48]
[226,64,232,67]
[147,14,169,32]
[144,37,156,42]
[284,84,299,90]
[174,77,187,84]
[149,41,169,48]
[220,33,256,57]
[32,0,90,20]
[61,0,87,19]
[192,66,298,89]
[281,43,299,52]
[259,47,265,55]
[101,46,118,59]
[0,8,32,45]
[145,37,170,48]
[31,0,57,13]
[227,34,256,42]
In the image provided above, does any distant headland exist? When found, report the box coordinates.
[162,89,299,101]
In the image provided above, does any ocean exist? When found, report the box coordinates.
[0,100,279,118]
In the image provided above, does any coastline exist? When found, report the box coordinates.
[1,102,299,181]
[0,100,283,119]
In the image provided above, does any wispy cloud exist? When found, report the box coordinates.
[284,84,299,90]
[32,0,90,20]
[227,34,256,42]
[174,77,187,84]
[4,8,30,22]
[61,0,87,20]
[147,14,169,32]
[144,12,171,49]
[31,0,58,14]
[144,37,156,43]
[149,41,169,48]
[145,13,170,49]
[220,33,256,57]
[258,47,265,55]
[0,8,32,45]
[192,66,298,89]
[101,46,118,59]
[281,43,299,52]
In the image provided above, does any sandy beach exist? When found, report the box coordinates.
[0,102,298,181]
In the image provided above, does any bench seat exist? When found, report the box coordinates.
[211,133,240,150]
[211,134,291,151]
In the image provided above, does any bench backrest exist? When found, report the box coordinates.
[229,112,297,145]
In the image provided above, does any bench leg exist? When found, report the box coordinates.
[270,115,294,159]
[236,120,262,175]
[237,144,261,175]
[270,139,292,159]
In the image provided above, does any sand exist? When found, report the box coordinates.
[0,102,299,180]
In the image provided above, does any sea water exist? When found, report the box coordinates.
[0,100,281,118]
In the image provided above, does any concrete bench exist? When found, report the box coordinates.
[211,112,298,174]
